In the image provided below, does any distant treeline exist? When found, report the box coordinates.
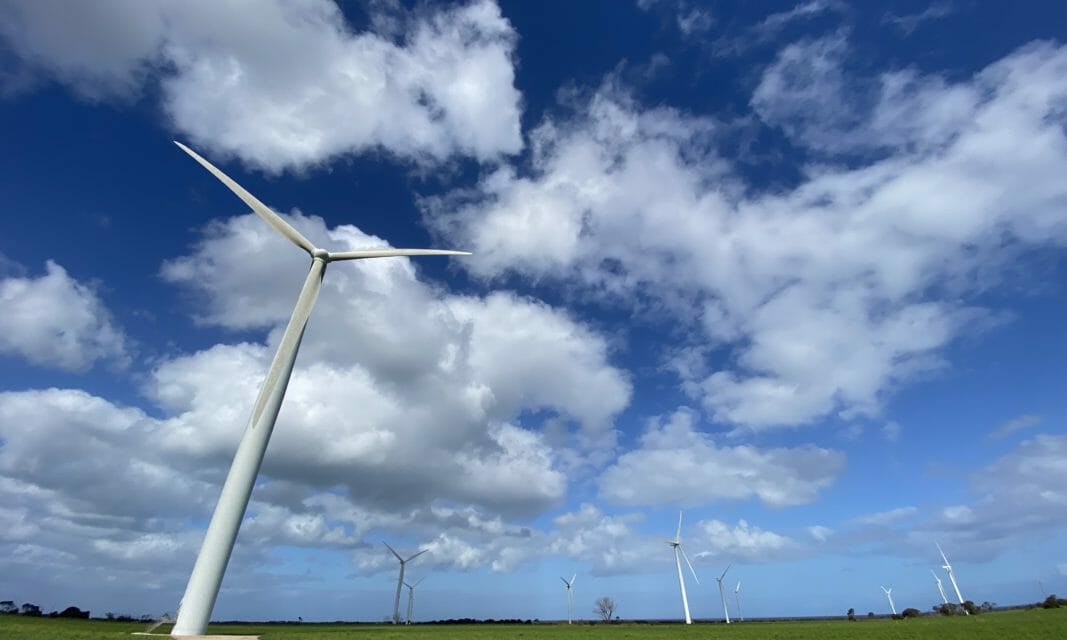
[4,595,1064,625]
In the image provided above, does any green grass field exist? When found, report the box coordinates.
[3,609,1066,640]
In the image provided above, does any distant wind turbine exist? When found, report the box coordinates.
[932,569,949,604]
[734,580,743,622]
[881,586,896,615]
[665,511,700,624]
[936,542,967,614]
[167,142,468,637]
[404,576,427,624]
[561,574,577,624]
[386,543,428,625]
[715,564,732,624]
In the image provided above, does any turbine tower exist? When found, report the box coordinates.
[936,541,967,613]
[560,574,576,624]
[881,586,896,615]
[715,564,732,624]
[665,511,700,624]
[404,576,426,625]
[168,142,467,637]
[734,580,743,622]
[931,569,949,604]
[386,543,428,624]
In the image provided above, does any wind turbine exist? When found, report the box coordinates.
[881,586,896,615]
[932,569,949,604]
[386,543,428,625]
[168,142,468,637]
[561,574,576,624]
[665,511,700,624]
[715,564,732,624]
[936,542,967,613]
[404,576,427,624]
[734,580,743,622]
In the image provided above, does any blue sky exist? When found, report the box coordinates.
[1,0,1066,624]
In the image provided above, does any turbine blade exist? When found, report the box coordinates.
[571,574,577,586]
[680,547,700,585]
[328,248,471,261]
[383,542,402,561]
[406,548,429,562]
[719,563,732,581]
[676,511,683,543]
[174,141,315,255]
[414,577,427,587]
[735,580,741,593]
[936,541,951,566]
[247,260,324,427]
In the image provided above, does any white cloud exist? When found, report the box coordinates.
[881,421,901,442]
[694,519,799,562]
[852,506,918,527]
[597,409,845,507]
[883,2,953,36]
[0,0,522,170]
[907,434,1067,561]
[987,414,1042,440]
[0,206,636,599]
[806,525,832,542]
[0,260,128,372]
[426,40,1067,430]
[548,504,653,575]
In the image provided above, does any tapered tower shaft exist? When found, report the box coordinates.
[674,546,692,624]
[393,562,407,624]
[172,259,325,636]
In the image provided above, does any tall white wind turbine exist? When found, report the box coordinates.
[665,511,700,624]
[168,142,468,637]
[932,569,949,604]
[386,543,428,625]
[734,580,743,622]
[881,586,896,615]
[936,542,967,612]
[561,574,576,624]
[404,576,427,625]
[715,564,732,624]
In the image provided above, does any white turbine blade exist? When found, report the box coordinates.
[174,141,315,255]
[735,580,741,593]
[414,576,427,587]
[936,541,951,566]
[676,511,683,543]
[247,263,323,427]
[383,542,403,561]
[571,574,577,586]
[719,563,732,581]
[406,548,429,562]
[680,547,700,585]
[328,248,471,261]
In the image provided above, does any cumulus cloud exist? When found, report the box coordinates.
[0,206,636,608]
[0,260,128,372]
[597,409,845,507]
[426,40,1067,430]
[0,0,522,170]
[694,519,799,562]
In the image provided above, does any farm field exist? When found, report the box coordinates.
[2,609,1066,640]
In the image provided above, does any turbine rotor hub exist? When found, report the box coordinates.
[312,248,330,261]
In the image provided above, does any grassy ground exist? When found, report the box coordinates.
[2,608,1066,640]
